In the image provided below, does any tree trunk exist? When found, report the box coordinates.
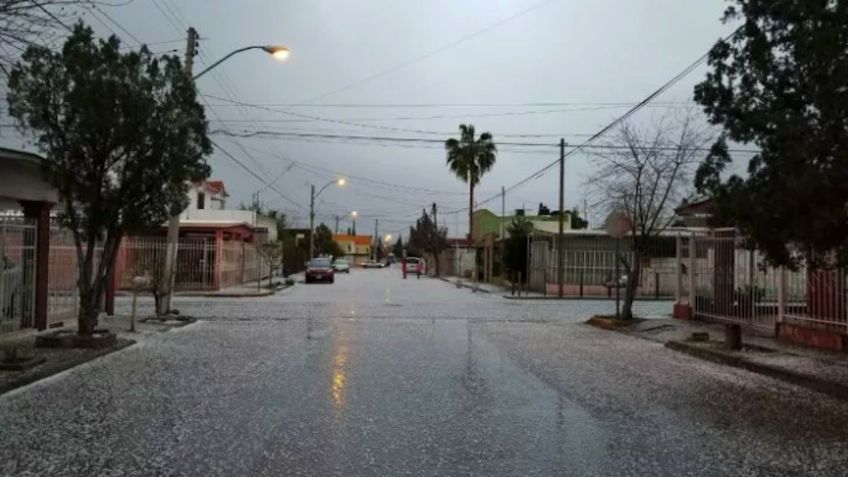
[76,232,122,335]
[153,292,164,317]
[622,250,641,320]
[468,181,475,241]
[76,241,97,336]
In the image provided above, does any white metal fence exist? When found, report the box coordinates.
[47,227,106,327]
[682,232,847,334]
[527,235,679,298]
[0,218,36,332]
[117,236,266,291]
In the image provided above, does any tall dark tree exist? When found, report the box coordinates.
[694,0,848,267]
[445,124,497,239]
[313,223,344,258]
[570,208,589,230]
[408,210,448,275]
[502,216,533,283]
[392,236,404,258]
[7,24,211,336]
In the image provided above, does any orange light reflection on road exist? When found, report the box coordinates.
[331,345,349,410]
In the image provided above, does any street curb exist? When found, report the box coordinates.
[438,277,492,294]
[0,339,136,397]
[118,285,293,299]
[502,295,672,301]
[665,340,848,402]
[175,285,293,298]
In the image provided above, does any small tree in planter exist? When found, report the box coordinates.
[8,24,211,340]
[259,241,284,288]
[587,112,713,320]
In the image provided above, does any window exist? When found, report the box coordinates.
[197,192,205,210]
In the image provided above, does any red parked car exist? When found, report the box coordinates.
[305,257,335,284]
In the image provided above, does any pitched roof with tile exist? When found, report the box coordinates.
[334,234,372,246]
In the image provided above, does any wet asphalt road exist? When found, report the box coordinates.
[2,269,848,476]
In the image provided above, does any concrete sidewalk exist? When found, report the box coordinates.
[175,276,298,298]
[437,275,506,294]
[622,318,848,400]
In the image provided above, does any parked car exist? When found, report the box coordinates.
[404,257,424,274]
[332,259,351,273]
[305,257,335,283]
[362,261,385,269]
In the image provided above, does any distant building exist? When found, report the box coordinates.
[117,179,279,292]
[334,234,372,265]
[471,208,583,244]
[178,180,277,242]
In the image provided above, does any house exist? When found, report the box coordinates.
[177,180,277,243]
[334,234,372,265]
[116,179,278,291]
[0,148,63,332]
[470,208,586,282]
[438,237,476,278]
[471,208,581,244]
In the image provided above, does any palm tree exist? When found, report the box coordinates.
[445,124,497,239]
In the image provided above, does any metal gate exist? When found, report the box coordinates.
[0,218,36,332]
[690,232,782,332]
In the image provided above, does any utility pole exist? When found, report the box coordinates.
[432,202,439,276]
[373,218,379,260]
[558,138,565,298]
[161,26,199,314]
[334,215,339,234]
[309,184,315,259]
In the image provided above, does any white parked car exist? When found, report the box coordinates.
[332,259,351,273]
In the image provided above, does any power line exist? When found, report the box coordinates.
[212,129,557,147]
[216,137,500,197]
[210,139,307,211]
[299,0,559,104]
[87,1,142,44]
[202,104,636,123]
[210,128,761,154]
[200,100,695,109]
[29,0,73,33]
[206,121,598,139]
[453,24,746,214]
[151,0,183,34]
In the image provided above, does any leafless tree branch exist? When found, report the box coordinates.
[585,108,715,319]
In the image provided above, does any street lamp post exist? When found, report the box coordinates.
[309,178,346,259]
[351,210,358,235]
[161,27,290,314]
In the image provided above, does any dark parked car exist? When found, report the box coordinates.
[305,257,335,283]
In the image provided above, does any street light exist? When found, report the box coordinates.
[193,44,290,80]
[310,178,347,258]
[162,29,291,314]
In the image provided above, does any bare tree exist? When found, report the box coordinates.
[588,111,712,320]
[0,1,120,72]
[259,241,284,288]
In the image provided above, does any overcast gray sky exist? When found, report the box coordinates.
[2,0,738,238]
